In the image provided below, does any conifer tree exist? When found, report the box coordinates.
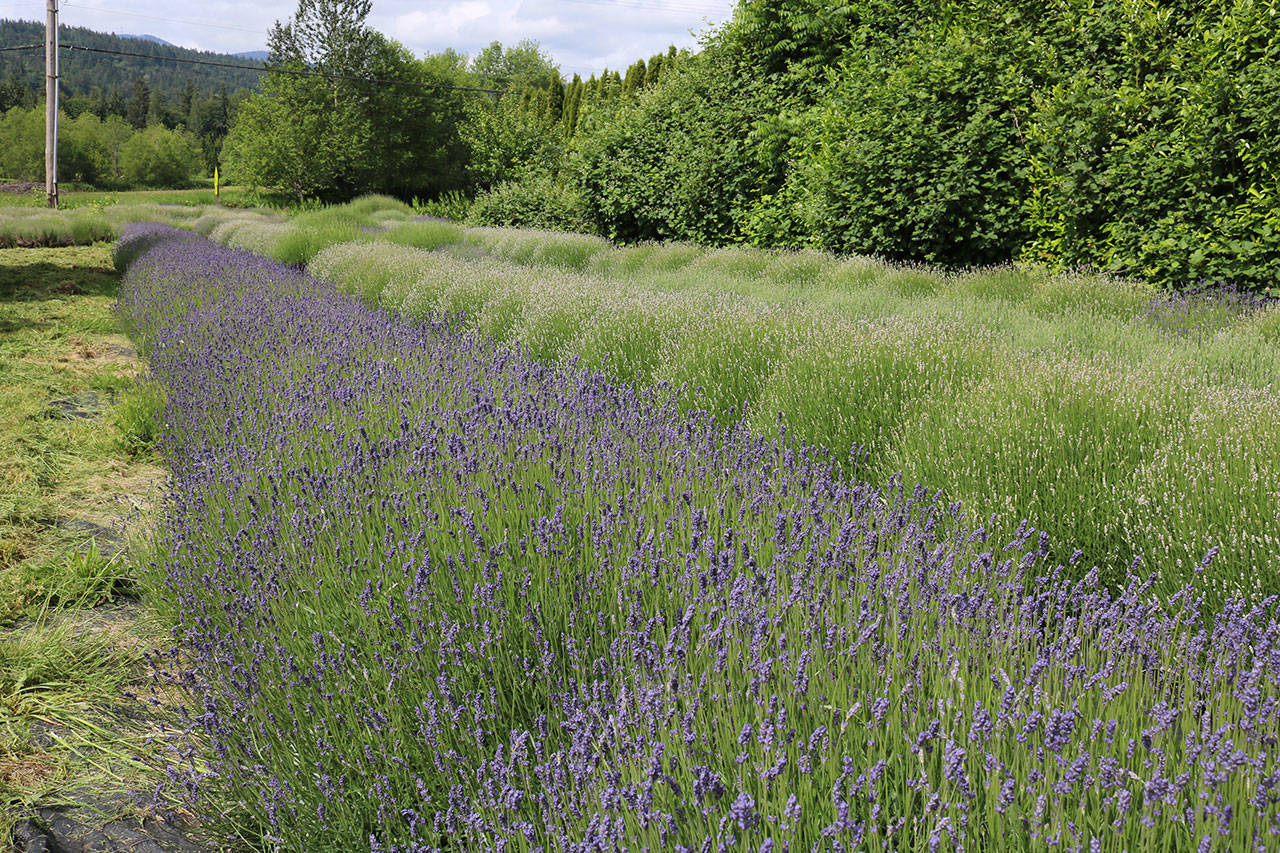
[647,52,664,87]
[126,76,150,129]
[547,79,564,121]
[622,60,645,96]
[564,74,582,137]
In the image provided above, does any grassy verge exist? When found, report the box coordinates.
[0,185,263,210]
[0,244,179,841]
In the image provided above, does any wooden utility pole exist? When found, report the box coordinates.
[45,0,58,209]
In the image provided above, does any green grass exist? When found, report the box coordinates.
[0,185,265,210]
[0,244,181,841]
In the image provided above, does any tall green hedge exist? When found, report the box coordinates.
[558,0,1280,289]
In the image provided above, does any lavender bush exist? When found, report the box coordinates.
[117,225,1280,851]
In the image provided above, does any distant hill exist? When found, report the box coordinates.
[235,50,270,61]
[0,18,263,99]
[120,33,176,47]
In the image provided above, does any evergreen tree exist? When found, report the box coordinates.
[0,72,29,111]
[105,88,126,119]
[126,77,150,129]
[148,88,169,127]
[563,74,582,137]
[547,79,564,122]
[622,60,645,96]
[647,53,664,87]
[178,80,195,125]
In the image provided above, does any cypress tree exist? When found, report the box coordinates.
[178,80,195,125]
[564,74,582,137]
[623,60,645,96]
[547,78,564,121]
[647,53,664,87]
[106,87,126,119]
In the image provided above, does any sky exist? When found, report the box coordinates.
[5,0,737,77]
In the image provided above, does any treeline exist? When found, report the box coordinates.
[0,20,261,100]
[0,20,258,180]
[202,0,1280,289]
[0,108,204,187]
[472,0,1280,291]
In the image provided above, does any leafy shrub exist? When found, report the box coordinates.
[1017,0,1280,291]
[466,174,592,233]
[573,52,777,244]
[412,190,471,222]
[793,30,1030,266]
[119,126,202,187]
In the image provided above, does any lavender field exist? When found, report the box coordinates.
[201,197,1280,600]
[114,223,1280,851]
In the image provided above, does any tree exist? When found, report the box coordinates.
[105,88,126,119]
[126,77,150,129]
[622,60,646,96]
[470,40,560,91]
[222,0,470,199]
[221,0,376,199]
[178,80,195,125]
[120,124,202,186]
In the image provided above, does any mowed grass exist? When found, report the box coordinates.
[0,185,263,210]
[0,244,178,839]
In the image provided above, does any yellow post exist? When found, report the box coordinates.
[214,166,220,199]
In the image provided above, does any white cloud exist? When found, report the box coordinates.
[49,0,732,76]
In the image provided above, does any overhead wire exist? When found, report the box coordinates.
[59,1,267,37]
[4,43,503,94]
[558,0,730,17]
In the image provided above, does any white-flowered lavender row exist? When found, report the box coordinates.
[116,224,1280,852]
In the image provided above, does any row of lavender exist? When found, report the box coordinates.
[117,224,1280,851]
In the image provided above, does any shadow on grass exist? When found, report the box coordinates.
[0,254,118,303]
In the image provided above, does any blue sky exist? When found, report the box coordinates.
[8,0,736,77]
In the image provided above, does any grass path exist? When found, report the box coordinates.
[0,245,210,847]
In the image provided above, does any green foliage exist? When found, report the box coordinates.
[0,106,201,188]
[1022,0,1280,290]
[574,51,776,244]
[466,174,591,232]
[470,39,561,91]
[460,89,564,190]
[221,1,469,201]
[0,20,261,105]
[119,126,202,187]
[412,190,471,221]
[114,378,166,455]
[795,30,1030,265]
[507,0,1280,289]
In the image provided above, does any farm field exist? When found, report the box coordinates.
[113,222,1280,850]
[3,196,1279,849]
[189,196,1280,601]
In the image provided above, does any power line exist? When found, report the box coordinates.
[559,0,730,16]
[56,44,505,94]
[60,1,267,37]
[1,41,505,95]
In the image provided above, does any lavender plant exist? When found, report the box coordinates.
[117,224,1280,851]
